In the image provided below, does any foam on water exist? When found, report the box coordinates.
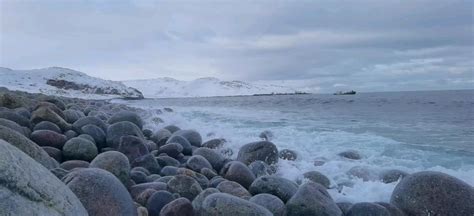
[113,91,474,203]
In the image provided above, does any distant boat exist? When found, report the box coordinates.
[334,90,356,95]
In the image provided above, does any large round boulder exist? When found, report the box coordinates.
[30,130,67,149]
[249,176,298,202]
[193,147,225,172]
[346,202,390,216]
[166,135,193,155]
[117,135,149,163]
[0,125,58,169]
[108,110,144,129]
[0,110,31,128]
[150,128,172,147]
[63,109,85,124]
[202,138,226,149]
[249,193,287,216]
[186,155,213,173]
[201,193,272,216]
[0,140,87,215]
[159,197,194,216]
[89,151,130,186]
[286,181,342,216]
[33,121,62,133]
[167,175,203,200]
[172,129,202,147]
[236,141,279,165]
[192,188,220,216]
[217,180,252,199]
[31,106,70,131]
[63,168,137,216]
[106,121,145,149]
[73,116,107,134]
[146,190,175,216]
[220,161,256,189]
[390,171,474,215]
[62,137,98,161]
[80,124,106,149]
[301,171,331,188]
[0,118,30,137]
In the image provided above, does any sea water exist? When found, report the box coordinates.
[113,90,474,203]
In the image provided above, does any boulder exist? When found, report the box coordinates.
[379,169,408,183]
[146,190,175,216]
[166,135,193,155]
[202,138,226,149]
[347,166,378,181]
[34,101,65,119]
[131,153,161,174]
[164,125,181,134]
[62,137,98,161]
[248,160,271,178]
[279,149,298,161]
[63,168,137,216]
[42,146,62,162]
[301,171,331,188]
[167,175,203,200]
[236,141,279,165]
[33,121,62,133]
[80,124,106,149]
[63,109,85,124]
[106,121,145,149]
[177,168,210,189]
[135,188,158,206]
[0,118,30,137]
[337,202,353,215]
[193,147,225,172]
[30,130,67,149]
[108,111,144,129]
[192,188,220,216]
[249,193,287,216]
[0,110,31,128]
[0,125,58,169]
[118,135,149,163]
[150,128,172,147]
[89,151,130,186]
[286,181,342,216]
[0,140,87,215]
[249,176,298,202]
[375,202,405,216]
[73,116,107,134]
[60,160,90,171]
[346,202,390,216]
[201,167,218,179]
[186,155,213,173]
[201,193,272,216]
[390,171,474,216]
[130,182,168,200]
[217,180,252,199]
[338,150,362,160]
[220,161,256,189]
[64,130,78,140]
[159,198,194,216]
[156,155,180,167]
[172,129,202,147]
[157,143,183,158]
[31,106,70,131]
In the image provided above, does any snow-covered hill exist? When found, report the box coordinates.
[0,67,143,99]
[124,77,318,98]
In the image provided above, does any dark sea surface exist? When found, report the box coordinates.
[116,89,474,202]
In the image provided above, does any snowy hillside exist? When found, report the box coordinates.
[124,77,318,98]
[0,67,143,99]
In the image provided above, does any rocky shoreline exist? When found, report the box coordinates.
[1,88,473,216]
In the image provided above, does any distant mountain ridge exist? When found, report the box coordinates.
[0,67,143,99]
[124,77,315,98]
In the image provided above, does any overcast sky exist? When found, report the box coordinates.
[1,0,473,92]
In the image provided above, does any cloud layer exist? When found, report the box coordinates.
[1,0,472,92]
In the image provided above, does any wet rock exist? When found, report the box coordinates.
[131,170,149,184]
[176,168,210,189]
[346,202,390,216]
[64,130,78,140]
[249,193,287,216]
[0,118,30,137]
[90,151,130,186]
[201,167,218,179]
[31,106,70,131]
[60,160,90,171]
[63,109,85,124]
[33,121,62,133]
[0,125,58,169]
[30,129,67,149]
[0,110,31,128]
[167,135,193,155]
[0,92,30,109]
[0,140,87,215]
[237,141,279,165]
[375,202,405,216]
[248,160,271,178]
[108,110,144,129]
[34,101,65,119]
[160,166,179,176]
[193,147,225,172]
[146,190,175,216]
[81,124,106,149]
[220,161,256,189]
[202,138,226,149]
[62,137,98,161]
[279,149,298,161]
[163,107,173,112]
[192,188,220,216]
[337,202,353,215]
[186,155,213,172]
[164,125,181,134]
[146,174,161,182]
[14,107,31,119]
[63,168,137,216]
[338,150,362,160]
[379,169,408,183]
[156,155,180,167]
[217,180,252,199]
[130,182,168,200]
[136,188,158,206]
[131,153,161,174]
[249,176,298,202]
[50,167,70,180]
[167,175,203,200]
[44,97,66,110]
[73,116,107,134]
[155,176,174,184]
[107,121,145,148]
[143,129,153,138]
[157,143,183,158]
[390,171,474,216]
[42,146,62,162]
[172,129,202,147]
[150,128,172,147]
[78,134,96,144]
[347,166,378,181]
[259,130,274,141]
[301,171,331,188]
[209,176,226,188]
[118,135,149,163]
[159,198,194,216]
[286,181,342,216]
[201,193,272,216]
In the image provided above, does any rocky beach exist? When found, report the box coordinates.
[0,87,473,216]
